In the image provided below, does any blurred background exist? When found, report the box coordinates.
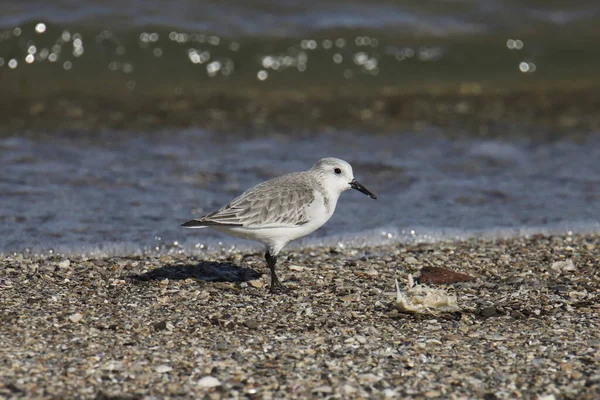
[1,0,599,255]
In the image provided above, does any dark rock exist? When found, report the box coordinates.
[480,306,500,318]
[419,266,475,284]
[152,320,168,331]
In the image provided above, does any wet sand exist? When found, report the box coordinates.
[1,234,599,399]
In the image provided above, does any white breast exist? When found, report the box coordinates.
[303,190,335,230]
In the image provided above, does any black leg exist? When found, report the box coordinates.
[265,251,287,294]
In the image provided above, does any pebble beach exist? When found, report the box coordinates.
[1,234,599,399]
[3,1,600,399]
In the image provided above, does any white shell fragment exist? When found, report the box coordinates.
[155,365,173,373]
[69,313,83,323]
[197,376,221,388]
[394,276,460,314]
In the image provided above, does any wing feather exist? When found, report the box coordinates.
[188,172,317,228]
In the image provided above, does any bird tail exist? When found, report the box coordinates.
[181,220,210,228]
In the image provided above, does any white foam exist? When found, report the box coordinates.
[6,221,599,259]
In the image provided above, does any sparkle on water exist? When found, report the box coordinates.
[0,22,540,82]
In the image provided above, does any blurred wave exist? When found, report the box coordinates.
[2,129,600,255]
[2,0,600,37]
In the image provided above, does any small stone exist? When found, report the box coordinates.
[289,265,304,271]
[248,279,264,288]
[69,313,83,323]
[480,307,499,318]
[341,294,359,302]
[358,373,380,384]
[197,376,221,388]
[424,390,442,398]
[216,341,228,350]
[101,361,123,371]
[365,268,379,277]
[155,365,172,373]
[586,373,600,383]
[484,335,507,341]
[538,395,556,400]
[244,320,259,329]
[405,257,418,265]
[311,385,332,393]
[551,284,570,293]
[223,320,236,328]
[58,260,70,268]
[569,291,587,300]
[354,335,367,344]
[560,362,573,372]
[159,278,169,286]
[340,384,357,395]
[571,372,583,380]
[153,320,168,331]
[483,394,499,400]
[551,259,576,272]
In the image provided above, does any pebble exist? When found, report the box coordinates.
[216,341,228,350]
[341,294,360,302]
[244,320,260,329]
[155,365,173,374]
[1,233,599,399]
[358,373,380,384]
[311,385,333,393]
[197,376,221,388]
[248,279,264,288]
[550,259,576,272]
[153,320,168,331]
[354,335,367,344]
[68,313,83,323]
[340,384,357,395]
[480,306,500,318]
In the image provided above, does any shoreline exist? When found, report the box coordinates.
[1,234,599,398]
[2,84,600,138]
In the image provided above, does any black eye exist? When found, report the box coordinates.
[334,168,342,174]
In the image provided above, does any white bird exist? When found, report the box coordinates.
[182,157,377,293]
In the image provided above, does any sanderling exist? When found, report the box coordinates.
[182,157,377,293]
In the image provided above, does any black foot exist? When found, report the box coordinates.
[269,284,290,295]
[265,251,289,294]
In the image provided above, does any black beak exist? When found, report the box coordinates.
[350,179,377,199]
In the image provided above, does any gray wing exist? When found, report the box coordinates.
[184,172,317,228]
